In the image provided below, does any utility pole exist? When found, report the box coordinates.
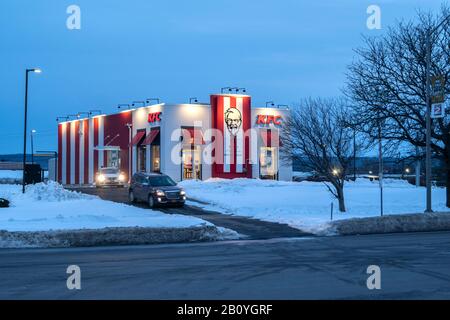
[353,129,357,181]
[424,14,450,212]
[425,30,433,213]
[415,146,421,187]
[378,116,384,217]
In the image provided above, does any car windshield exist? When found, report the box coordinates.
[100,168,119,174]
[148,175,176,187]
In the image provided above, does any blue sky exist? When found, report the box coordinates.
[0,0,445,153]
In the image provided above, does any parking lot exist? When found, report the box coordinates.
[66,186,311,240]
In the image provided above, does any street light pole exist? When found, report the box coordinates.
[378,116,384,217]
[353,129,356,181]
[22,68,41,193]
[424,14,450,212]
[425,30,432,213]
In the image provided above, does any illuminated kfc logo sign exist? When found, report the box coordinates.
[148,112,162,123]
[225,107,242,136]
[256,114,282,126]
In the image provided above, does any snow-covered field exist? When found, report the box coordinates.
[180,178,450,234]
[0,170,22,179]
[0,182,210,232]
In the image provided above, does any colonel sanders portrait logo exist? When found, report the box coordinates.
[224,107,242,136]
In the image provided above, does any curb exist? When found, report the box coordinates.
[328,212,450,236]
[0,225,232,248]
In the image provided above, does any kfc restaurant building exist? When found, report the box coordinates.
[57,94,292,185]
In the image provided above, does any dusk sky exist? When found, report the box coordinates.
[0,0,445,153]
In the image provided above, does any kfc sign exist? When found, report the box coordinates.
[148,112,162,123]
[256,114,282,125]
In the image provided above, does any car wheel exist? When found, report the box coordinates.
[129,190,136,203]
[148,195,155,209]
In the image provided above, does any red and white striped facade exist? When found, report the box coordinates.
[58,112,131,184]
[57,93,291,184]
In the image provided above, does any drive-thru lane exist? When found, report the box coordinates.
[66,186,311,239]
[1,232,450,299]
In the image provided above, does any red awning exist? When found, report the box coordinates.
[130,131,146,146]
[182,128,205,145]
[142,129,160,145]
[260,129,283,147]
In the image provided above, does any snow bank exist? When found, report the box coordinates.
[0,225,239,248]
[180,178,450,234]
[0,182,210,232]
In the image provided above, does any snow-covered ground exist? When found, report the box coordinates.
[0,170,22,179]
[180,178,450,234]
[0,182,210,232]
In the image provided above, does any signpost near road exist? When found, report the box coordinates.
[431,75,446,119]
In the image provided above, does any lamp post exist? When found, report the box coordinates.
[424,14,450,213]
[30,129,36,164]
[22,68,41,193]
[353,129,356,181]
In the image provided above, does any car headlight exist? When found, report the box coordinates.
[97,174,105,182]
[180,190,186,196]
[156,190,165,197]
[118,173,125,181]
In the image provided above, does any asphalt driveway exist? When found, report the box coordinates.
[67,186,311,240]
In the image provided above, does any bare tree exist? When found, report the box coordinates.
[346,7,450,206]
[282,98,365,212]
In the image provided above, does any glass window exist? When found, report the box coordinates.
[100,168,119,174]
[182,145,202,180]
[137,144,146,172]
[151,145,160,173]
[148,175,176,187]
[260,147,278,180]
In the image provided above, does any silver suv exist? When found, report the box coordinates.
[95,167,126,188]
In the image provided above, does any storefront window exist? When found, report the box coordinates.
[259,147,278,180]
[137,144,146,172]
[151,145,160,173]
[182,145,202,180]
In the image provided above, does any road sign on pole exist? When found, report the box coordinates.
[431,102,446,118]
[431,75,446,104]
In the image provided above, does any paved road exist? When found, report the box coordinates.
[1,231,450,299]
[67,186,310,239]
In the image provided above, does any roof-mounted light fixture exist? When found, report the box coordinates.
[221,87,233,93]
[189,97,198,103]
[77,112,91,118]
[56,116,69,122]
[277,104,288,109]
[89,109,102,116]
[146,98,160,105]
[265,101,275,108]
[132,101,146,107]
[67,114,80,120]
[117,104,131,110]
